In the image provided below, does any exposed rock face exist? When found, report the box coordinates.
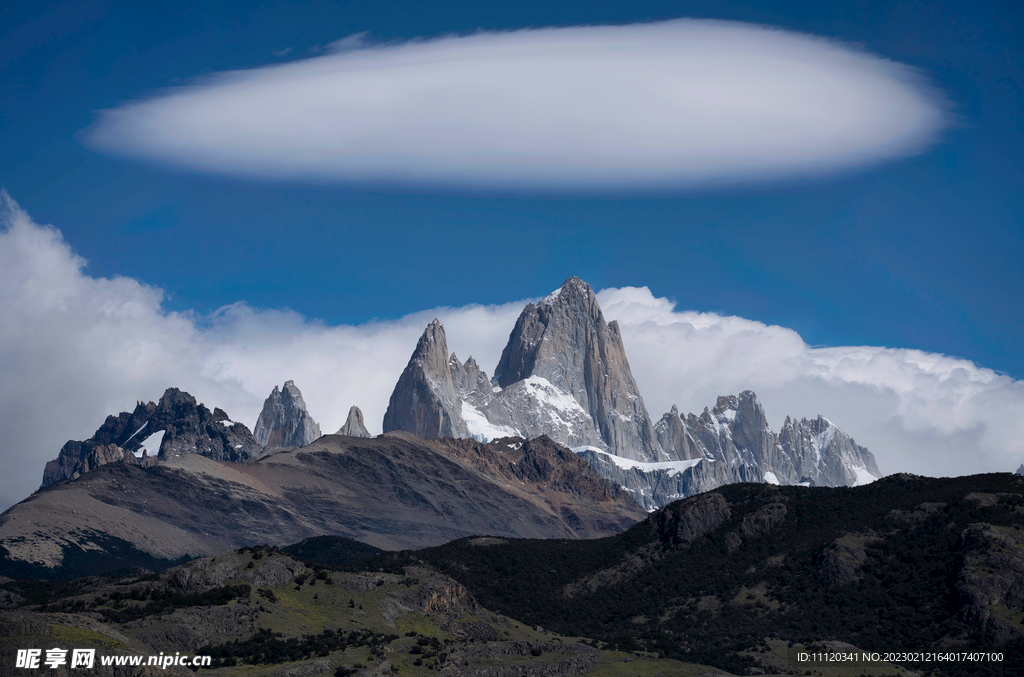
[953,522,1024,643]
[494,277,662,461]
[656,492,732,547]
[817,532,879,585]
[41,388,261,487]
[652,392,879,483]
[578,391,878,510]
[1016,464,1024,476]
[147,388,261,461]
[254,380,321,448]
[383,319,470,440]
[336,405,372,437]
[654,405,704,461]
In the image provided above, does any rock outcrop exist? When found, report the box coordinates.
[41,388,261,487]
[254,380,321,448]
[450,355,519,442]
[336,405,372,437]
[953,521,1024,643]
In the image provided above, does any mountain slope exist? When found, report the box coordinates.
[1,434,645,580]
[373,472,1024,676]
[0,546,729,677]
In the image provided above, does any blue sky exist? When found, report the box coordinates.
[3,0,1021,377]
[1,0,1023,508]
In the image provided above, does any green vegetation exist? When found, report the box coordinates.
[198,627,398,667]
[40,583,252,623]
[6,473,1024,676]
[282,535,385,568]
[367,473,1024,676]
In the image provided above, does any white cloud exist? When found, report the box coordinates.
[597,287,1024,479]
[84,19,947,190]
[2,197,1020,511]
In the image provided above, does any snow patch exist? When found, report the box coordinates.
[519,376,589,434]
[851,466,877,486]
[815,421,836,452]
[461,401,520,443]
[763,471,780,485]
[123,420,148,444]
[542,287,562,304]
[134,430,165,458]
[219,420,237,427]
[720,409,736,422]
[573,446,703,477]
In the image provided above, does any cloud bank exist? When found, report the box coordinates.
[85,20,947,190]
[2,196,1020,511]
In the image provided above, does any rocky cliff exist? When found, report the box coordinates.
[573,447,762,511]
[253,380,321,448]
[41,388,260,487]
[335,405,372,437]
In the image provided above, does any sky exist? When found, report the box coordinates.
[1,0,1022,510]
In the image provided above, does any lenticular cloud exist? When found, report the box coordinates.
[86,19,947,189]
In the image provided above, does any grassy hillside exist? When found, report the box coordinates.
[1,546,734,676]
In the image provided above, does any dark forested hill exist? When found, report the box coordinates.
[368,473,1024,676]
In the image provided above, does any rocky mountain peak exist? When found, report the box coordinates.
[155,387,198,418]
[383,320,469,440]
[379,278,881,507]
[492,277,662,461]
[336,406,372,438]
[414,318,452,381]
[713,394,739,416]
[731,391,772,452]
[254,381,322,448]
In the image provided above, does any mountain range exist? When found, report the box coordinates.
[3,277,1023,675]
[382,277,880,508]
[3,473,1021,676]
[4,276,880,578]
